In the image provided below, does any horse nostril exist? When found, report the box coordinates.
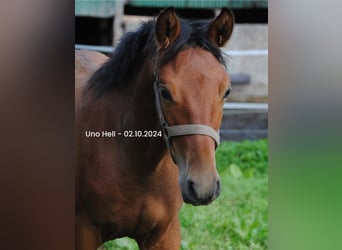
[187,180,197,198]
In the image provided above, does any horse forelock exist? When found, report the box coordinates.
[159,19,228,68]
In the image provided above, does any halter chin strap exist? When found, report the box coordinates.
[153,70,220,164]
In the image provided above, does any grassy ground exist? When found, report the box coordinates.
[102,139,268,250]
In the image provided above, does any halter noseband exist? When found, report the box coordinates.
[153,56,220,163]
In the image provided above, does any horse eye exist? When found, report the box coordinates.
[223,88,231,99]
[160,88,173,101]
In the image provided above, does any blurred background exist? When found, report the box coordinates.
[75,0,268,141]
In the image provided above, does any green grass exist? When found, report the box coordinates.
[102,139,268,250]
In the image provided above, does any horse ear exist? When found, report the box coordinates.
[207,8,234,47]
[155,7,181,49]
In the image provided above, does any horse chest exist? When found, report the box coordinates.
[104,193,176,240]
[80,144,182,241]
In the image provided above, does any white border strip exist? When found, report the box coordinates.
[222,49,268,56]
[75,44,113,53]
[224,102,268,111]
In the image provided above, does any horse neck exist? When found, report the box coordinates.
[107,61,168,172]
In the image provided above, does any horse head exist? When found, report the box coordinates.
[154,8,234,205]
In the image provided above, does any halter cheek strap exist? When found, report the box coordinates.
[153,73,220,164]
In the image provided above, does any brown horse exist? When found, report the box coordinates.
[76,7,234,250]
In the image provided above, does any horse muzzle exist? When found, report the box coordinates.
[180,174,221,206]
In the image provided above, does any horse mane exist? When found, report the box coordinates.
[85,18,228,98]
